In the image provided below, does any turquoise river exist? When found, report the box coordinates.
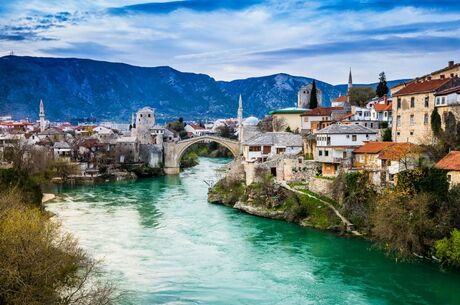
[46,158,460,305]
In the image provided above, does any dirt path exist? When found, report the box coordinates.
[277,181,361,236]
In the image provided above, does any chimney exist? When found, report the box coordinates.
[449,60,454,68]
[384,94,388,105]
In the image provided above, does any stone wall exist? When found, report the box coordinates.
[307,176,334,198]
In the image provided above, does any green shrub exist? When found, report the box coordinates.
[434,229,460,268]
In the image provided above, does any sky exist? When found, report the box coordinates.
[1,0,460,84]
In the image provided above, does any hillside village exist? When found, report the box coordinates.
[1,61,460,189]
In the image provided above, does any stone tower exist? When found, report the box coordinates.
[237,94,243,142]
[131,107,156,144]
[39,99,45,132]
[297,84,322,109]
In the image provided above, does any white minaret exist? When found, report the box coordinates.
[39,99,45,132]
[237,94,243,142]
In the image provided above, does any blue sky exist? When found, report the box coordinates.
[1,0,459,83]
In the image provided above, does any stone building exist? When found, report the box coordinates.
[392,78,451,144]
[297,83,322,109]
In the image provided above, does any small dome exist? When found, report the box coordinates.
[243,116,259,126]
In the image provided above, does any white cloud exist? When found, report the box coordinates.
[1,1,459,83]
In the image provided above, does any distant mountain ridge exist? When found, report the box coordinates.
[0,56,408,122]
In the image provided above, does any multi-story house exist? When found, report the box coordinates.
[434,77,460,123]
[368,96,393,127]
[315,124,377,176]
[392,61,460,144]
[351,105,372,121]
[353,141,418,186]
[392,78,450,144]
[242,132,303,162]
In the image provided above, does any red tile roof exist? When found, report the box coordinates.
[435,151,460,171]
[378,143,417,161]
[301,107,344,117]
[374,102,392,112]
[393,79,450,96]
[353,141,394,154]
[334,95,348,103]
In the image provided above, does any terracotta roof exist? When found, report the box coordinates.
[435,151,460,171]
[378,143,417,161]
[300,107,344,117]
[353,141,394,154]
[334,95,348,103]
[188,124,205,130]
[374,102,392,112]
[393,79,450,96]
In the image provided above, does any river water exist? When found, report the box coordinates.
[47,157,460,305]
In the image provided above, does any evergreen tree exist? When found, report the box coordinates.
[431,108,442,137]
[376,72,389,98]
[444,111,457,149]
[309,80,318,109]
[382,128,392,141]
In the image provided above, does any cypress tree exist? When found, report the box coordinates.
[376,72,389,98]
[431,108,442,137]
[309,80,318,109]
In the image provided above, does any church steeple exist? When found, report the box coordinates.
[348,68,353,93]
[39,99,45,132]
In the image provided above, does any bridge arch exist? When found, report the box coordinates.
[163,135,240,174]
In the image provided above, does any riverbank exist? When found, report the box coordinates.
[208,160,460,268]
[46,157,460,305]
[208,167,346,233]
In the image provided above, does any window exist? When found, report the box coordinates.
[304,117,308,122]
[364,123,368,127]
[410,131,414,136]
[343,151,347,158]
[325,150,329,156]
[410,97,415,108]
[319,150,323,156]
[397,131,400,136]
[396,115,401,127]
[397,98,401,109]
[436,97,441,106]
[424,96,429,107]
[424,113,429,125]
[148,114,151,117]
[249,146,261,152]
[276,147,286,154]
[352,135,357,141]
[410,114,415,125]
[370,123,374,128]
[448,174,452,182]
[442,97,446,105]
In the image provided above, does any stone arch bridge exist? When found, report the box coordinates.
[163,135,240,174]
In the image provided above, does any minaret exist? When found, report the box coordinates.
[348,68,353,94]
[237,94,243,142]
[39,99,45,132]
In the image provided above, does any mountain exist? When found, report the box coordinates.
[0,56,408,122]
